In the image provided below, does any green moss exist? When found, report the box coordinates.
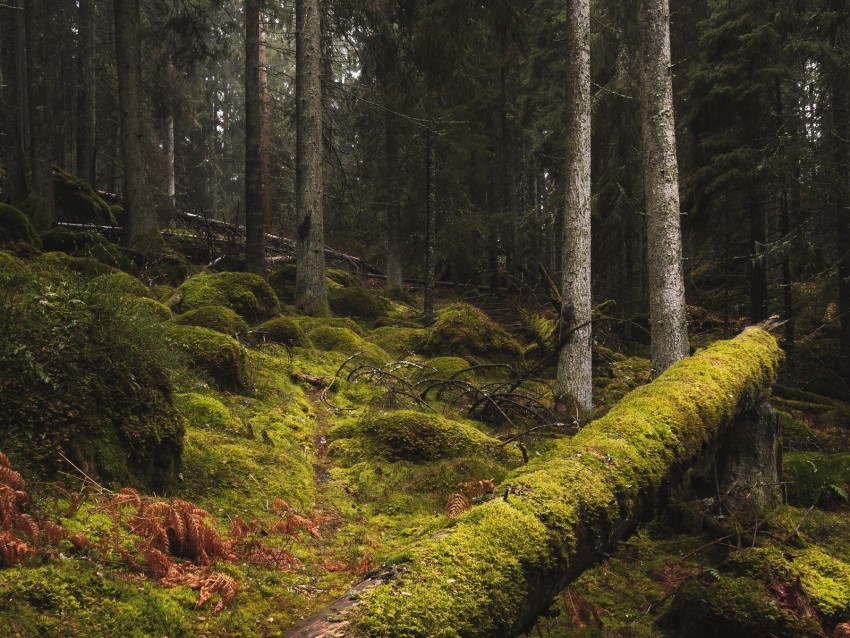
[308,325,391,366]
[52,167,117,225]
[40,229,129,271]
[36,251,117,278]
[328,286,388,323]
[266,264,297,303]
[0,202,41,248]
[369,326,430,358]
[93,271,152,298]
[795,548,850,618]
[142,252,194,286]
[412,356,475,382]
[298,315,368,336]
[424,303,524,365]
[167,271,281,322]
[247,316,312,348]
[169,304,248,336]
[784,452,850,508]
[328,410,520,465]
[326,268,356,287]
[126,296,172,321]
[164,324,248,392]
[175,392,243,434]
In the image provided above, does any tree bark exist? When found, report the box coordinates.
[260,16,273,234]
[0,0,27,204]
[423,127,437,321]
[244,0,266,274]
[24,0,56,229]
[75,0,96,186]
[283,328,782,638]
[384,112,403,289]
[294,0,328,315]
[639,0,690,377]
[114,0,162,252]
[557,0,593,419]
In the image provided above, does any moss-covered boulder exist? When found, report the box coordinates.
[0,265,184,491]
[425,303,524,365]
[266,264,297,303]
[165,325,248,392]
[298,315,367,336]
[175,392,243,434]
[142,252,194,286]
[0,203,41,248]
[329,410,519,464]
[166,271,280,322]
[40,229,128,270]
[35,251,116,278]
[169,304,248,336]
[328,286,388,322]
[784,452,850,509]
[369,326,430,358]
[326,268,356,287]
[52,167,117,225]
[92,271,152,298]
[127,296,172,321]
[246,316,312,348]
[307,325,391,365]
[413,356,476,383]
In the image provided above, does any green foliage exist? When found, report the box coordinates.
[0,260,184,490]
[164,324,248,392]
[0,203,41,248]
[784,452,850,509]
[246,316,312,348]
[424,304,524,365]
[169,304,248,336]
[167,271,281,321]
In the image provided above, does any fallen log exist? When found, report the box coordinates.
[282,327,783,638]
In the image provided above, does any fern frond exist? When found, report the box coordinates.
[446,493,470,519]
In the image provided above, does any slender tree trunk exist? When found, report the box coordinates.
[384,112,403,289]
[260,17,273,234]
[114,0,162,252]
[1,0,27,204]
[423,127,437,321]
[24,0,55,229]
[75,0,96,185]
[749,193,768,322]
[244,0,266,273]
[557,0,592,419]
[639,0,690,377]
[165,109,176,207]
[294,0,328,314]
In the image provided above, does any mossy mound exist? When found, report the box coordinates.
[36,251,116,278]
[0,264,184,491]
[326,268,356,287]
[165,324,248,392]
[175,392,243,434]
[247,316,312,348]
[127,296,172,321]
[142,252,194,286]
[298,315,367,336]
[328,287,388,322]
[0,202,41,248]
[39,229,128,270]
[52,167,117,225]
[167,271,280,322]
[169,304,248,336]
[266,264,297,303]
[369,326,430,358]
[784,452,850,509]
[329,410,518,464]
[307,325,391,365]
[92,271,152,298]
[413,356,476,383]
[424,303,524,365]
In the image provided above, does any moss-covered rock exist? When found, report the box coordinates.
[326,268,356,287]
[0,203,41,248]
[266,264,297,303]
[52,167,117,225]
[784,452,850,509]
[298,315,367,336]
[142,252,194,286]
[39,229,128,271]
[127,296,172,321]
[307,325,391,365]
[165,324,248,392]
[92,271,152,298]
[246,316,312,348]
[174,392,243,434]
[424,303,524,365]
[328,286,388,322]
[167,271,280,322]
[329,410,519,465]
[36,251,116,278]
[169,304,248,336]
[369,326,430,358]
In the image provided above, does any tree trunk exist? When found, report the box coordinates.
[0,0,27,204]
[282,328,782,638]
[260,16,273,234]
[45,0,70,169]
[749,193,768,322]
[24,0,56,229]
[384,113,403,289]
[244,0,266,274]
[639,0,690,377]
[114,0,162,252]
[557,0,592,420]
[75,0,96,186]
[423,127,437,320]
[294,0,328,314]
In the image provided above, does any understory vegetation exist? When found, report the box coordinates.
[1,231,850,637]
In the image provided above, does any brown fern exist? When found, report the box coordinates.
[458,479,496,498]
[0,451,9,468]
[0,466,25,491]
[195,573,239,614]
[0,530,35,567]
[446,493,471,519]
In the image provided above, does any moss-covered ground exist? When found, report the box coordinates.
[3,241,850,637]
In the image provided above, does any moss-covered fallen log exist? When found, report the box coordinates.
[283,327,783,638]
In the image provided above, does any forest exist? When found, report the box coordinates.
[1,0,850,636]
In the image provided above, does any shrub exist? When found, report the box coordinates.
[167,271,280,322]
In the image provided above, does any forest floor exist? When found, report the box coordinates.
[1,237,850,637]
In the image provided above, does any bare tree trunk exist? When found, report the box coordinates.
[749,193,768,323]
[423,127,437,320]
[294,0,328,314]
[384,113,403,289]
[114,0,162,252]
[260,16,273,234]
[244,0,266,274]
[24,0,55,229]
[639,0,689,377]
[75,0,96,185]
[557,0,593,419]
[1,0,27,204]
